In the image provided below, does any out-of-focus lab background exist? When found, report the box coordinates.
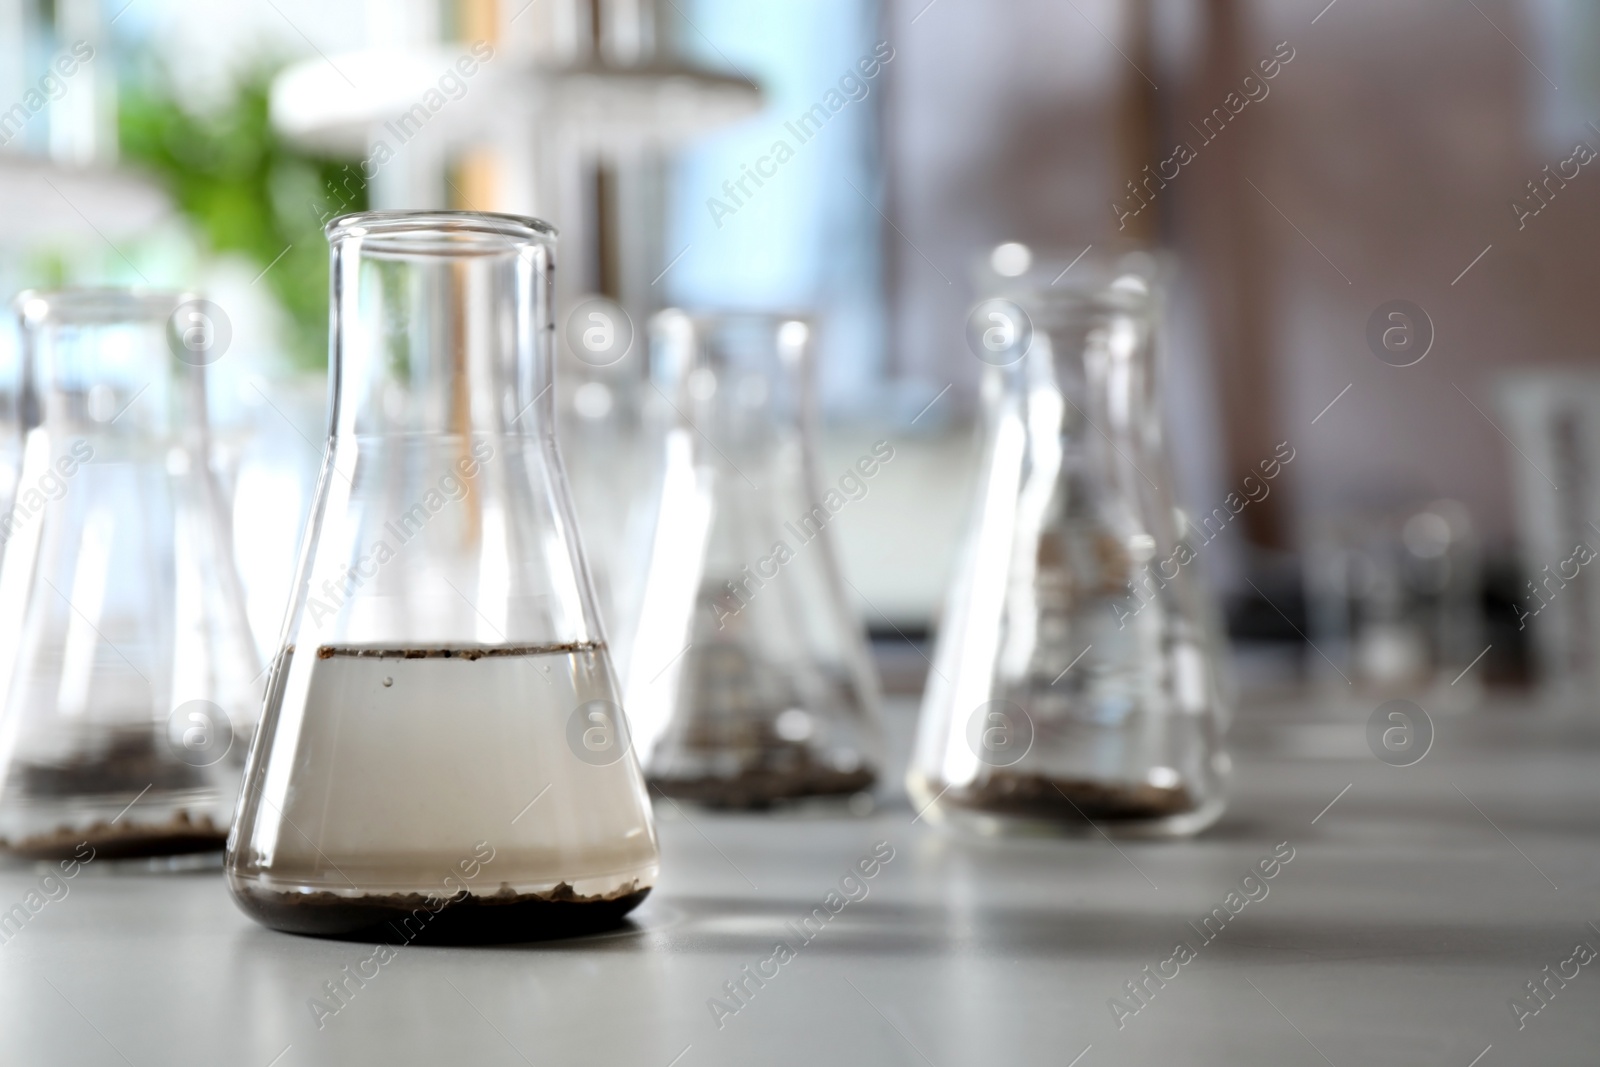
[1,0,1596,704]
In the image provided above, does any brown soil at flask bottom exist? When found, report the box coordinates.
[17,729,209,797]
[232,881,651,945]
[1,810,227,862]
[945,771,1196,823]
[650,763,876,810]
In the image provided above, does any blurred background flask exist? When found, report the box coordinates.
[226,212,657,943]
[909,256,1230,837]
[623,311,884,809]
[557,294,667,694]
[1304,499,1483,708]
[1498,372,1600,697]
[0,288,260,864]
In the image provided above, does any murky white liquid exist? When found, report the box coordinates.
[239,645,658,896]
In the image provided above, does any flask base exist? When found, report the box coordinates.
[0,810,227,862]
[952,771,1195,821]
[911,771,1225,838]
[230,882,651,945]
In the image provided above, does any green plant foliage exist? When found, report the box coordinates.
[118,61,366,369]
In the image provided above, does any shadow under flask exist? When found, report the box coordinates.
[623,312,885,809]
[908,265,1230,837]
[0,289,261,863]
[226,212,659,943]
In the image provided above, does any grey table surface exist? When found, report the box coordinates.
[2,691,1598,1066]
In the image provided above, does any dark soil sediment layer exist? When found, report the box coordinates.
[945,772,1195,822]
[232,881,650,944]
[1,810,226,861]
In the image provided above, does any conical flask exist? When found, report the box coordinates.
[909,256,1230,837]
[226,212,659,943]
[624,311,885,809]
[0,288,261,863]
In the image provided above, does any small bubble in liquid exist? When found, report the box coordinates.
[382,676,393,687]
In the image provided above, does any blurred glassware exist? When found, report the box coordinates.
[1304,500,1484,706]
[909,253,1230,838]
[1498,371,1600,693]
[0,320,21,547]
[0,288,261,864]
[227,211,657,943]
[557,294,664,684]
[219,368,326,666]
[623,310,884,809]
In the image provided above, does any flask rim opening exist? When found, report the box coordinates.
[13,288,190,326]
[327,210,557,256]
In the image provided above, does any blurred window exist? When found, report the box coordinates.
[665,0,887,412]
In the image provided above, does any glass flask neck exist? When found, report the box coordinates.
[15,289,203,449]
[277,209,600,651]
[327,212,557,440]
[996,279,1160,435]
[667,312,813,453]
[986,275,1174,528]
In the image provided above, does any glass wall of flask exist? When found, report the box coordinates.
[0,289,261,864]
[556,294,667,690]
[226,212,658,943]
[622,311,885,810]
[908,256,1231,837]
